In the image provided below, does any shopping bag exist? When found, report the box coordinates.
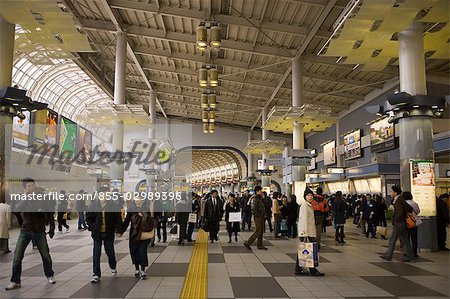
[229,212,241,222]
[280,219,288,231]
[298,242,319,268]
[188,213,197,223]
[376,226,387,236]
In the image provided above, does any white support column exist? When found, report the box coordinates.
[292,56,306,203]
[336,121,342,167]
[247,132,255,190]
[110,30,127,182]
[0,15,15,203]
[398,22,436,252]
[146,90,157,191]
[261,107,271,187]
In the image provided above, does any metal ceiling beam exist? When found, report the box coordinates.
[108,0,331,38]
[251,0,338,130]
[96,0,168,118]
[80,18,295,59]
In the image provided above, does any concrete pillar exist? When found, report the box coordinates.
[146,90,157,192]
[110,30,127,181]
[398,22,436,252]
[0,15,15,203]
[261,107,271,187]
[292,56,306,203]
[247,132,255,190]
[336,121,343,167]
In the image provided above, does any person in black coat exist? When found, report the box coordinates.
[436,193,449,251]
[239,190,252,231]
[175,193,190,246]
[263,192,273,233]
[225,194,240,243]
[86,188,122,283]
[365,195,377,239]
[286,195,299,238]
[187,194,200,242]
[204,190,223,243]
[375,195,388,240]
[116,198,153,280]
[332,191,347,244]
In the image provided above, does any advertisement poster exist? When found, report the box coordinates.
[307,157,316,171]
[370,117,395,152]
[77,127,93,163]
[410,159,436,217]
[12,111,30,148]
[344,129,361,160]
[323,140,336,166]
[59,116,77,159]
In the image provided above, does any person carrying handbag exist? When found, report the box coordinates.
[117,197,154,280]
[404,192,422,258]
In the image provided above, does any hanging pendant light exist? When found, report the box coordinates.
[209,93,217,108]
[199,67,208,87]
[202,109,209,123]
[208,66,218,87]
[196,25,207,50]
[201,93,209,108]
[210,25,221,48]
[209,122,215,133]
[209,110,215,123]
[203,123,209,133]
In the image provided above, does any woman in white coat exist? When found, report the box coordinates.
[295,188,324,276]
[0,200,12,253]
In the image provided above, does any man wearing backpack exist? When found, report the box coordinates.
[380,186,414,262]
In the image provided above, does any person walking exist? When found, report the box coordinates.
[404,192,422,258]
[86,188,123,283]
[204,190,223,243]
[153,199,168,243]
[240,190,252,231]
[273,193,282,238]
[6,178,56,290]
[311,187,329,249]
[187,194,200,242]
[225,194,240,243]
[295,187,324,276]
[263,191,273,233]
[76,190,87,230]
[175,194,190,246]
[365,195,377,239]
[287,195,299,238]
[0,199,11,254]
[332,191,346,245]
[376,195,388,240]
[244,186,267,250]
[436,193,449,251]
[57,190,70,233]
[117,198,154,280]
[359,195,368,235]
[380,186,415,262]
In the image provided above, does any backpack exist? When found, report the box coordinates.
[140,213,155,232]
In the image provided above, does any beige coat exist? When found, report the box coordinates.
[298,202,316,238]
[0,203,11,239]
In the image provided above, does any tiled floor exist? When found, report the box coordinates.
[0,220,448,298]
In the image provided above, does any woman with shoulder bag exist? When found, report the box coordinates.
[117,197,154,280]
[403,191,422,258]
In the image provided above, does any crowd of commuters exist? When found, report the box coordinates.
[1,178,449,289]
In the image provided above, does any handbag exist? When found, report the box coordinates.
[406,213,416,228]
[325,216,333,227]
[188,213,197,223]
[298,242,319,268]
[376,226,387,236]
[169,224,178,235]
[140,230,155,240]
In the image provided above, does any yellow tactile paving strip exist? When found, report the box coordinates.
[180,229,208,299]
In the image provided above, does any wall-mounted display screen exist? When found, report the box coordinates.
[410,159,436,216]
[59,116,77,159]
[12,111,30,148]
[370,117,395,152]
[323,140,336,166]
[77,127,93,163]
[344,129,361,160]
[33,109,58,145]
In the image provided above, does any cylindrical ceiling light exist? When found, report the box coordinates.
[201,93,209,108]
[208,66,218,87]
[199,67,208,87]
[203,123,209,133]
[202,109,209,123]
[210,25,221,48]
[196,25,207,50]
[209,93,217,108]
[209,122,215,133]
[209,110,215,122]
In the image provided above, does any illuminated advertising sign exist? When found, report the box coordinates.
[12,111,30,148]
[410,159,436,217]
[59,116,77,159]
[323,140,335,166]
[344,129,361,160]
[370,117,395,152]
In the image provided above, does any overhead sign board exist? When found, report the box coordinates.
[327,168,344,174]
[264,158,284,166]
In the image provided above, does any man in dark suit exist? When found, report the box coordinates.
[380,185,414,262]
[204,190,223,243]
[244,186,267,250]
